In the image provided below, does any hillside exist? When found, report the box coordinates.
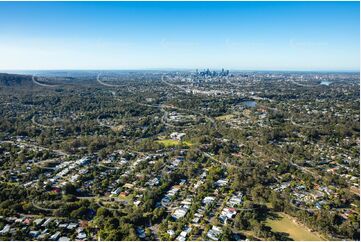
[0,73,33,87]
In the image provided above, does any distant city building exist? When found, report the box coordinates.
[195,68,230,77]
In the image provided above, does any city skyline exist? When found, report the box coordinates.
[0,1,359,71]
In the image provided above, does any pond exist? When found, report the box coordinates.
[243,100,257,108]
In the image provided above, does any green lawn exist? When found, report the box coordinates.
[156,139,192,147]
[266,213,323,241]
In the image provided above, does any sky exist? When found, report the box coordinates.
[0,1,359,71]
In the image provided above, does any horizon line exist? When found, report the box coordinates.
[1,68,360,73]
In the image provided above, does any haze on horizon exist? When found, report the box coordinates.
[0,1,359,71]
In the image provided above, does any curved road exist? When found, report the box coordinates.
[96,73,126,88]
[32,75,59,88]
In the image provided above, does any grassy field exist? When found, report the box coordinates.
[118,193,134,202]
[266,212,323,241]
[110,124,124,132]
[156,139,192,147]
[215,114,234,121]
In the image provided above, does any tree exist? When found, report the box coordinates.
[220,225,232,240]
[63,183,77,195]
[96,207,111,217]
[70,206,88,219]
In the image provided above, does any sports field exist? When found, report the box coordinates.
[266,212,323,241]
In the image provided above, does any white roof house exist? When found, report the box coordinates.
[202,196,215,205]
[170,132,186,141]
[111,187,121,195]
[207,226,222,241]
[172,207,188,220]
[50,231,61,240]
[215,179,229,187]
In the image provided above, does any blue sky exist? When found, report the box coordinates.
[0,1,359,71]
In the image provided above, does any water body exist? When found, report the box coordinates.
[243,100,257,108]
[320,81,332,86]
